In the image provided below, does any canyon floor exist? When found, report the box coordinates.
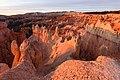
[0,11,120,80]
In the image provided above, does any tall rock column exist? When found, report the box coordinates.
[11,40,20,67]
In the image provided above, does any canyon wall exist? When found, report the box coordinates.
[0,22,26,67]
[75,26,120,60]
[0,23,120,80]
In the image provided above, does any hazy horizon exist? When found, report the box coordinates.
[0,0,120,15]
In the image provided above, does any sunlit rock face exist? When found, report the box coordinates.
[45,37,77,68]
[0,37,50,80]
[0,24,78,80]
[49,56,120,80]
[0,24,52,79]
[32,24,49,44]
[11,40,20,67]
[113,23,120,33]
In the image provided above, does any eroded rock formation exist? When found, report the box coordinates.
[0,22,26,67]
[11,40,20,67]
[0,22,14,67]
[45,36,76,67]
[0,12,120,80]
[73,20,120,61]
[0,37,50,80]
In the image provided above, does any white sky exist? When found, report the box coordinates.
[0,0,120,15]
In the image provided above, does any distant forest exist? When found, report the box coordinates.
[84,10,120,14]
